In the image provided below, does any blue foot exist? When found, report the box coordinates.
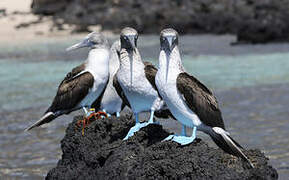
[170,135,196,145]
[163,134,174,141]
[162,126,197,145]
[116,112,120,117]
[123,122,147,140]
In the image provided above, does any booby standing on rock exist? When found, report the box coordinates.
[96,40,124,117]
[114,27,165,140]
[25,32,110,132]
[155,28,254,168]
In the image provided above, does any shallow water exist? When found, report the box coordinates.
[1,35,289,179]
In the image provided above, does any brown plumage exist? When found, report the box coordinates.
[143,61,158,91]
[176,72,225,129]
[25,64,95,131]
[47,64,94,113]
[113,74,131,109]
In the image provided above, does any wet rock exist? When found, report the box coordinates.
[46,115,278,179]
[31,0,289,43]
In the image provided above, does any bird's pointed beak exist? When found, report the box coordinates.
[128,36,136,52]
[166,36,174,51]
[66,39,91,52]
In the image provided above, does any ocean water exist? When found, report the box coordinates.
[0,35,289,179]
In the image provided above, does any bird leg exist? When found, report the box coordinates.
[123,110,161,140]
[148,110,155,124]
[180,125,187,136]
[123,113,147,140]
[116,112,120,117]
[163,126,197,145]
[147,109,160,125]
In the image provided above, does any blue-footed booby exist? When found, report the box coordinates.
[114,27,166,140]
[155,28,254,168]
[25,32,110,132]
[96,40,124,117]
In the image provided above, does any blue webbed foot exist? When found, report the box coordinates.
[123,122,147,140]
[162,134,175,141]
[162,126,197,145]
[170,135,196,145]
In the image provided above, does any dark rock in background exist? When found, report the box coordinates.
[46,115,278,180]
[31,0,289,43]
[236,1,289,44]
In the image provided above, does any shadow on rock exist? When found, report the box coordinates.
[46,115,278,180]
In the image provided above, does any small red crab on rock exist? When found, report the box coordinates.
[76,108,108,135]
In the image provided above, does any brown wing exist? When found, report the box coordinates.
[47,70,94,113]
[113,74,131,108]
[63,63,86,82]
[176,72,225,129]
[143,61,158,91]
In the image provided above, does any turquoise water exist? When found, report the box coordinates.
[0,60,80,111]
[2,52,289,111]
[182,53,289,89]
[1,35,289,179]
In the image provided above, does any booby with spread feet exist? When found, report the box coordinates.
[114,27,167,140]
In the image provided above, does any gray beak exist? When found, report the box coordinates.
[128,36,136,51]
[166,36,174,51]
[66,39,91,52]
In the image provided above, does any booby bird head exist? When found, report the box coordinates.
[160,28,178,52]
[120,27,138,52]
[66,32,109,51]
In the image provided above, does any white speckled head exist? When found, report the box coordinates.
[66,32,109,51]
[160,28,179,52]
[120,27,139,51]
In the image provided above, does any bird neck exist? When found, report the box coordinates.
[86,48,110,75]
[119,48,143,70]
[159,46,183,81]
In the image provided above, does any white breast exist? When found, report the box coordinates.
[78,48,110,108]
[117,49,159,113]
[156,50,202,128]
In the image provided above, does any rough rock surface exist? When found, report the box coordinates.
[46,115,278,180]
[32,0,289,43]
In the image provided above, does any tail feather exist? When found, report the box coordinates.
[208,127,254,168]
[24,112,56,131]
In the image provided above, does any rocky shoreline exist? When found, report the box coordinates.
[31,0,289,44]
[46,115,278,179]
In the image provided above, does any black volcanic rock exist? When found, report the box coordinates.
[31,0,289,43]
[46,115,278,180]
